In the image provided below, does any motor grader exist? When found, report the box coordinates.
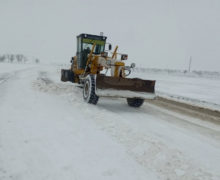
[61,33,155,107]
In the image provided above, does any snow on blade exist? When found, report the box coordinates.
[96,88,156,99]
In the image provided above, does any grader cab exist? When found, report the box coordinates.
[61,33,155,107]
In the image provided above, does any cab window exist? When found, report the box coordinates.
[82,38,105,54]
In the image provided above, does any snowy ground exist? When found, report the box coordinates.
[0,63,220,180]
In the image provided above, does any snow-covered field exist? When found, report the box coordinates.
[1,63,220,180]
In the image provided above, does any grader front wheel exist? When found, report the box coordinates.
[83,75,99,105]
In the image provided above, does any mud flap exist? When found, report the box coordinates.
[95,75,156,99]
[61,69,74,82]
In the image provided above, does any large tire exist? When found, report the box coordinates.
[83,75,99,105]
[127,98,144,107]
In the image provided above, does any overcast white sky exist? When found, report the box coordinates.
[0,0,220,71]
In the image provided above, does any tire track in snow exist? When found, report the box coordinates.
[146,96,220,124]
[0,67,36,85]
[0,73,13,84]
[156,91,220,112]
[32,71,80,95]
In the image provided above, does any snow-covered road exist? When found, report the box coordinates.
[1,63,220,180]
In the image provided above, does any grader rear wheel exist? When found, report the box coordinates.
[127,98,144,107]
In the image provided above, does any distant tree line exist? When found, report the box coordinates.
[0,54,40,64]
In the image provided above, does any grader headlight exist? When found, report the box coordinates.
[121,54,128,60]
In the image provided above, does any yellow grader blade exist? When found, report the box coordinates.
[95,75,156,99]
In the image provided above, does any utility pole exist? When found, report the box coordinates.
[188,56,192,72]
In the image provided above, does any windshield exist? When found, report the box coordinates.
[82,38,105,54]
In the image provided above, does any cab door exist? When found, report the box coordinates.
[76,36,83,69]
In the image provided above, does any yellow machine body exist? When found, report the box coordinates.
[61,33,156,107]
